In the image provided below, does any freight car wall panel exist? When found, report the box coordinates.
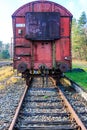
[15,38,31,46]
[62,38,70,56]
[16,17,25,23]
[15,17,25,37]
[12,1,72,16]
[14,37,32,69]
[15,48,31,55]
[56,38,71,62]
[54,4,70,16]
[60,17,70,36]
[56,40,64,61]
[33,42,52,69]
[33,2,52,12]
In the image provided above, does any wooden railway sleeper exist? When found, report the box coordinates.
[9,77,87,130]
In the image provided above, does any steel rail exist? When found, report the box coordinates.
[0,61,13,67]
[8,79,31,130]
[50,77,87,130]
[58,89,87,130]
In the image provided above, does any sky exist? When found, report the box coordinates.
[0,0,87,43]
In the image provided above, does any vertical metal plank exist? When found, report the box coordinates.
[14,17,16,69]
[69,17,72,70]
[31,41,34,69]
[52,41,56,68]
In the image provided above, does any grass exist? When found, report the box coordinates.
[0,84,5,89]
[0,66,14,81]
[72,60,87,71]
[65,71,87,90]
[65,60,87,91]
[0,66,22,90]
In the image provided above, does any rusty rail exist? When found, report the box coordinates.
[59,89,87,130]
[8,84,29,130]
[50,77,87,130]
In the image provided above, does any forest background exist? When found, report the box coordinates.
[72,11,87,61]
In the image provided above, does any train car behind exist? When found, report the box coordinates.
[12,0,73,77]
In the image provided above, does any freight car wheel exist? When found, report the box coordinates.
[59,63,69,73]
[18,62,27,73]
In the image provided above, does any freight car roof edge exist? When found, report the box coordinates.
[12,0,73,17]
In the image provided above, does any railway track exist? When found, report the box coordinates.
[9,77,87,130]
[58,82,87,129]
[0,61,12,67]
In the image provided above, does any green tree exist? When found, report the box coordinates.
[0,41,3,58]
[78,12,87,60]
[72,18,81,59]
[78,11,87,27]
[2,50,10,59]
[72,12,87,60]
[5,43,9,50]
[0,41,2,48]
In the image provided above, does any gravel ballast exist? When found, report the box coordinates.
[0,77,26,130]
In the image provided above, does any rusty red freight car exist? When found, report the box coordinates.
[12,0,73,77]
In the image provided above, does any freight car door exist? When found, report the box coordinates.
[33,42,52,69]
